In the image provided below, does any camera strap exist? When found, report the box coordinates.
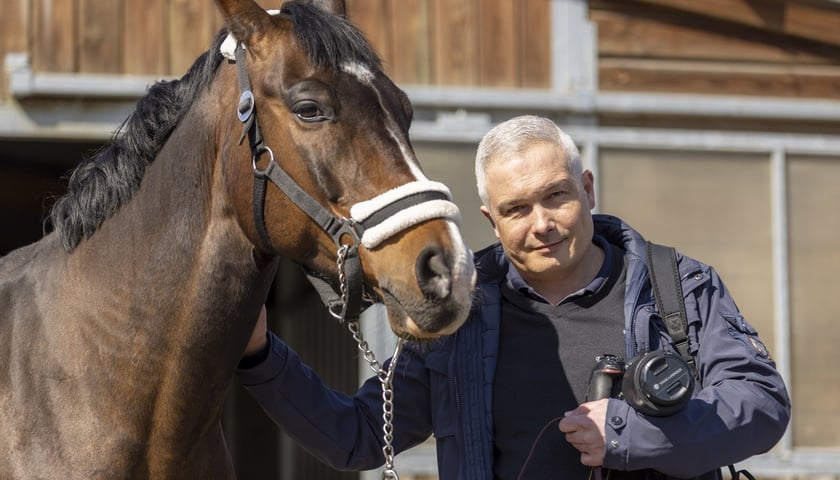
[645,241,698,379]
[646,242,758,480]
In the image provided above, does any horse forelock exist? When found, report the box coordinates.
[48,32,228,253]
[282,3,421,182]
[282,2,381,75]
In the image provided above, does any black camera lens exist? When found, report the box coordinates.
[622,350,694,416]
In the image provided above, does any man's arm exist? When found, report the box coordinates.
[237,312,435,471]
[238,305,271,368]
[602,266,791,477]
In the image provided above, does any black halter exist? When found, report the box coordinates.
[231,42,455,321]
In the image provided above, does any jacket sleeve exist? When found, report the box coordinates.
[236,332,435,471]
[603,264,791,477]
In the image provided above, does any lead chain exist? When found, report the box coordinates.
[337,237,404,479]
[328,244,351,321]
[347,321,405,480]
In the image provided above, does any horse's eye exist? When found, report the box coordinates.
[293,101,328,122]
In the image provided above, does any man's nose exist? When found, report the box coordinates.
[532,205,555,233]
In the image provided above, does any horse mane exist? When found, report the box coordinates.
[49,1,381,253]
[48,33,228,253]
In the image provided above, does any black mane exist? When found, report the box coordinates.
[49,1,381,253]
[49,33,227,252]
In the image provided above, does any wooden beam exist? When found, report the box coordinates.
[390,0,432,85]
[123,0,167,75]
[1,0,30,96]
[79,0,122,74]
[32,0,77,73]
[519,0,551,88]
[592,9,840,64]
[346,0,393,71]
[600,58,840,99]
[478,0,517,87]
[621,0,840,48]
[168,0,216,76]
[431,0,478,86]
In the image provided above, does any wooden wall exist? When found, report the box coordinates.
[344,0,551,88]
[9,0,840,98]
[0,0,550,99]
[0,0,223,81]
[5,1,840,100]
[590,0,840,99]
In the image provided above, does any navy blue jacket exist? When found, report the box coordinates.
[238,214,790,479]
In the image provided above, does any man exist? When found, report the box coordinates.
[238,115,790,479]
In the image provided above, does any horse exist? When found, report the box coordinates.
[0,0,476,477]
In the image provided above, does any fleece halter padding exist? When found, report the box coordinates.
[350,181,461,249]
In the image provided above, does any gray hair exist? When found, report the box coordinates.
[475,115,582,206]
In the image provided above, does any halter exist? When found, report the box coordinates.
[230,41,460,321]
[229,40,460,479]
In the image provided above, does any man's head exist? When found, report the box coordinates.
[475,116,599,293]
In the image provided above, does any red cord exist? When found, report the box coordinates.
[515,416,565,480]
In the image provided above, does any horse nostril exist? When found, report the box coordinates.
[416,246,452,300]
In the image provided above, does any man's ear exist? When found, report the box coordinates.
[480,205,500,239]
[582,169,596,210]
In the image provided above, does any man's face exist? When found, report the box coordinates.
[480,142,596,284]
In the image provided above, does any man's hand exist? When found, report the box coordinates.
[243,304,269,357]
[558,399,609,467]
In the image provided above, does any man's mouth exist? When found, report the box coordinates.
[533,237,567,252]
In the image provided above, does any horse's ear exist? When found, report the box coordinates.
[215,0,273,45]
[302,0,347,17]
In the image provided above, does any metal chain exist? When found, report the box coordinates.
[328,244,350,321]
[379,338,403,480]
[335,242,405,479]
[347,321,405,479]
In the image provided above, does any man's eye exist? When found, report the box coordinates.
[505,205,524,216]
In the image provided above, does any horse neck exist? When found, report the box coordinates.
[78,106,261,317]
[60,104,275,449]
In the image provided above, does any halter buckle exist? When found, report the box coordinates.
[237,90,255,122]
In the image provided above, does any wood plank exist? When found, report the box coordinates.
[346,0,393,70]
[390,0,432,85]
[1,0,30,96]
[209,7,225,42]
[123,0,167,75]
[431,0,478,86]
[477,0,517,87]
[2,0,29,53]
[168,0,216,76]
[606,0,840,48]
[32,0,77,73]
[519,0,551,88]
[78,0,122,74]
[600,58,840,99]
[591,9,840,64]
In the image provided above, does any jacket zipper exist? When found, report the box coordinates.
[452,374,461,411]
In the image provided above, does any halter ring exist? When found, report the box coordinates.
[251,145,275,176]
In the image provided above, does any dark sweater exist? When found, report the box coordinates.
[492,240,627,480]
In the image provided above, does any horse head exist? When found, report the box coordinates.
[214,0,475,339]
